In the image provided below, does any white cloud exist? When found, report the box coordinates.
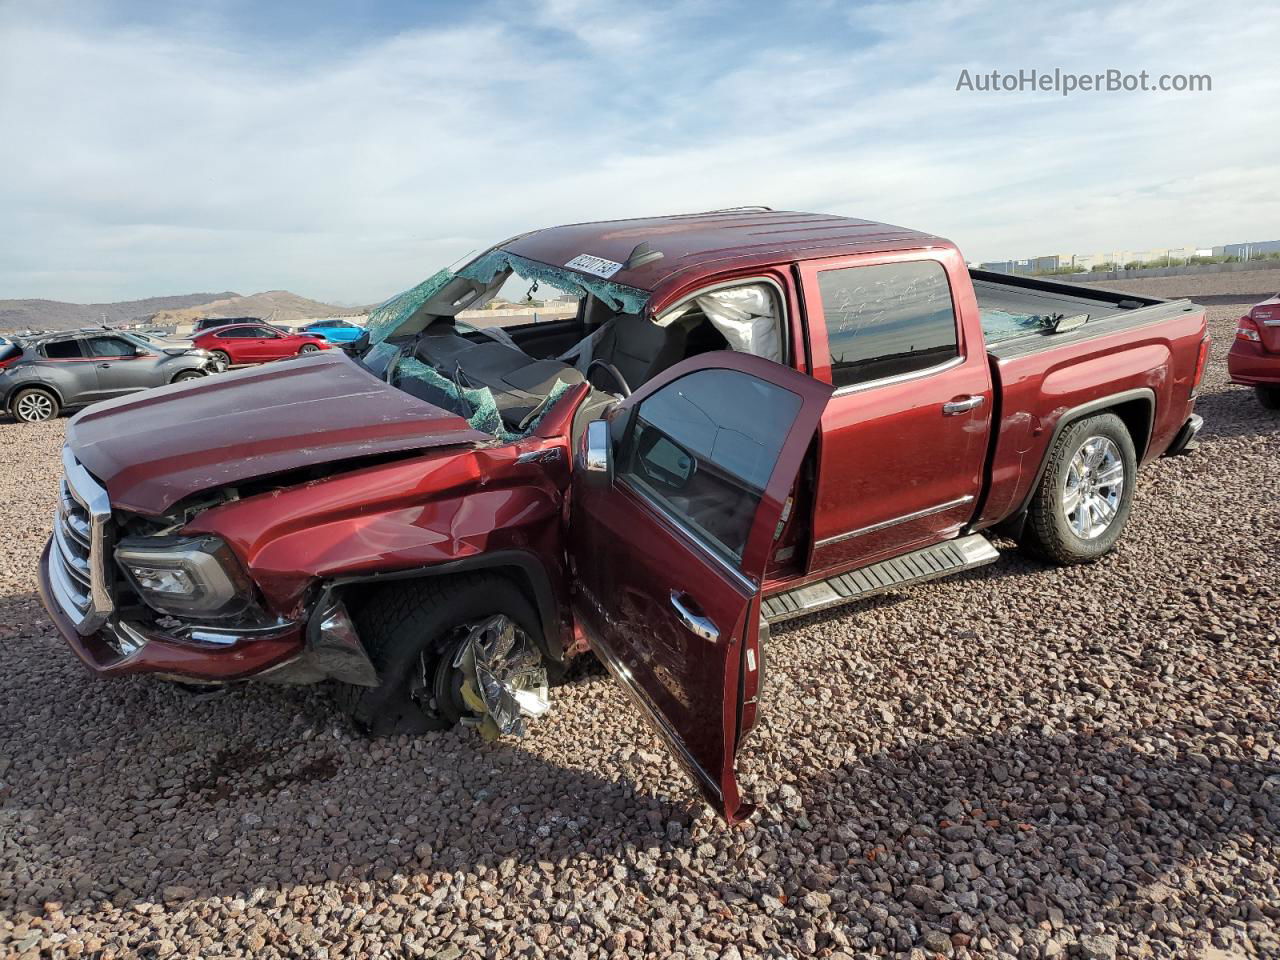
[0,0,1276,302]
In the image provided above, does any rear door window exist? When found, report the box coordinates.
[42,339,84,359]
[87,337,136,358]
[816,260,959,388]
[217,328,254,339]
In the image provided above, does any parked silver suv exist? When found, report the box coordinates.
[0,330,218,424]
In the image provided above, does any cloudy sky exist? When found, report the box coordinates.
[1,0,1276,304]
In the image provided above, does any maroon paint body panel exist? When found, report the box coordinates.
[1227,295,1280,386]
[569,353,832,821]
[974,310,1207,529]
[185,437,572,621]
[797,246,993,572]
[66,351,487,515]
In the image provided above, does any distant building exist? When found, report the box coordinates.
[981,245,1204,274]
[1214,240,1280,259]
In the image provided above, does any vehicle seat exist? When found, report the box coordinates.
[588,313,689,391]
[415,327,584,426]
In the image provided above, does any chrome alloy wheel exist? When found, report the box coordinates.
[15,392,55,422]
[1061,435,1124,540]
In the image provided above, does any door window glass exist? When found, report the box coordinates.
[618,368,802,565]
[817,260,959,388]
[42,339,84,359]
[217,328,255,339]
[87,337,136,358]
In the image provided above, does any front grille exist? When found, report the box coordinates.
[48,448,114,634]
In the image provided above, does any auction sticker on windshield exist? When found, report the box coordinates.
[565,254,624,279]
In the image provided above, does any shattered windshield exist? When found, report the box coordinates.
[358,245,647,445]
[363,249,649,346]
[364,268,458,345]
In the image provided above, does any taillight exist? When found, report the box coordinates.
[0,354,19,370]
[1236,316,1261,342]
[1191,335,1210,396]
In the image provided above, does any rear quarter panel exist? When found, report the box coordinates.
[977,307,1207,527]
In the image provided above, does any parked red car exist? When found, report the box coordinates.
[192,322,329,367]
[1227,293,1280,409]
[39,210,1208,821]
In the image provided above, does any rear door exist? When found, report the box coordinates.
[37,337,103,404]
[243,325,286,361]
[569,352,831,821]
[797,251,993,573]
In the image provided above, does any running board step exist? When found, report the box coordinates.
[762,534,999,624]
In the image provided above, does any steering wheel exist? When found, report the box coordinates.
[586,359,632,397]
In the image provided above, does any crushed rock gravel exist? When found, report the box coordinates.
[0,273,1277,959]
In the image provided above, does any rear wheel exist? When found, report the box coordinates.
[337,573,545,737]
[1019,412,1137,565]
[11,388,59,423]
[210,350,230,370]
[1256,385,1280,410]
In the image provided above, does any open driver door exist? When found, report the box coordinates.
[568,352,831,821]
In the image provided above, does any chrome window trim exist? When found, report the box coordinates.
[815,494,975,548]
[616,476,759,596]
[832,354,965,397]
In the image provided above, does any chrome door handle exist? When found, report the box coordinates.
[670,591,719,643]
[943,395,985,415]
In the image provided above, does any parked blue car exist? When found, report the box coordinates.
[297,319,365,343]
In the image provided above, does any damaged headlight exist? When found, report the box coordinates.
[115,536,253,619]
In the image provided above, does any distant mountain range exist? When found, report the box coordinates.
[0,290,370,333]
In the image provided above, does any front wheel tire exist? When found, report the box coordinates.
[1256,385,1280,410]
[299,344,320,354]
[1019,412,1137,565]
[337,573,544,737]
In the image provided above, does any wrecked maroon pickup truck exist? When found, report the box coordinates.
[39,209,1209,821]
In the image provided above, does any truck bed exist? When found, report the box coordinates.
[972,269,1195,356]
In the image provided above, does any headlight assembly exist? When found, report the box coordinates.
[114,536,253,619]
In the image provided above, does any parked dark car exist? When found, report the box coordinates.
[191,323,330,367]
[1,330,218,423]
[192,316,263,333]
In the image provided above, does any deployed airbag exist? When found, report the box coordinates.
[659,284,783,363]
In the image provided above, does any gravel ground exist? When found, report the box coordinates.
[1,272,1277,960]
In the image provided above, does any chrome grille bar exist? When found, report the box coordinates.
[47,447,114,634]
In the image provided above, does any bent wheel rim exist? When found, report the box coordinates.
[1061,436,1124,540]
[16,393,54,421]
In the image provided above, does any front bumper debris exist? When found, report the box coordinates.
[455,614,549,739]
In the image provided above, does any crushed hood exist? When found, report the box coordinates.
[67,351,488,515]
